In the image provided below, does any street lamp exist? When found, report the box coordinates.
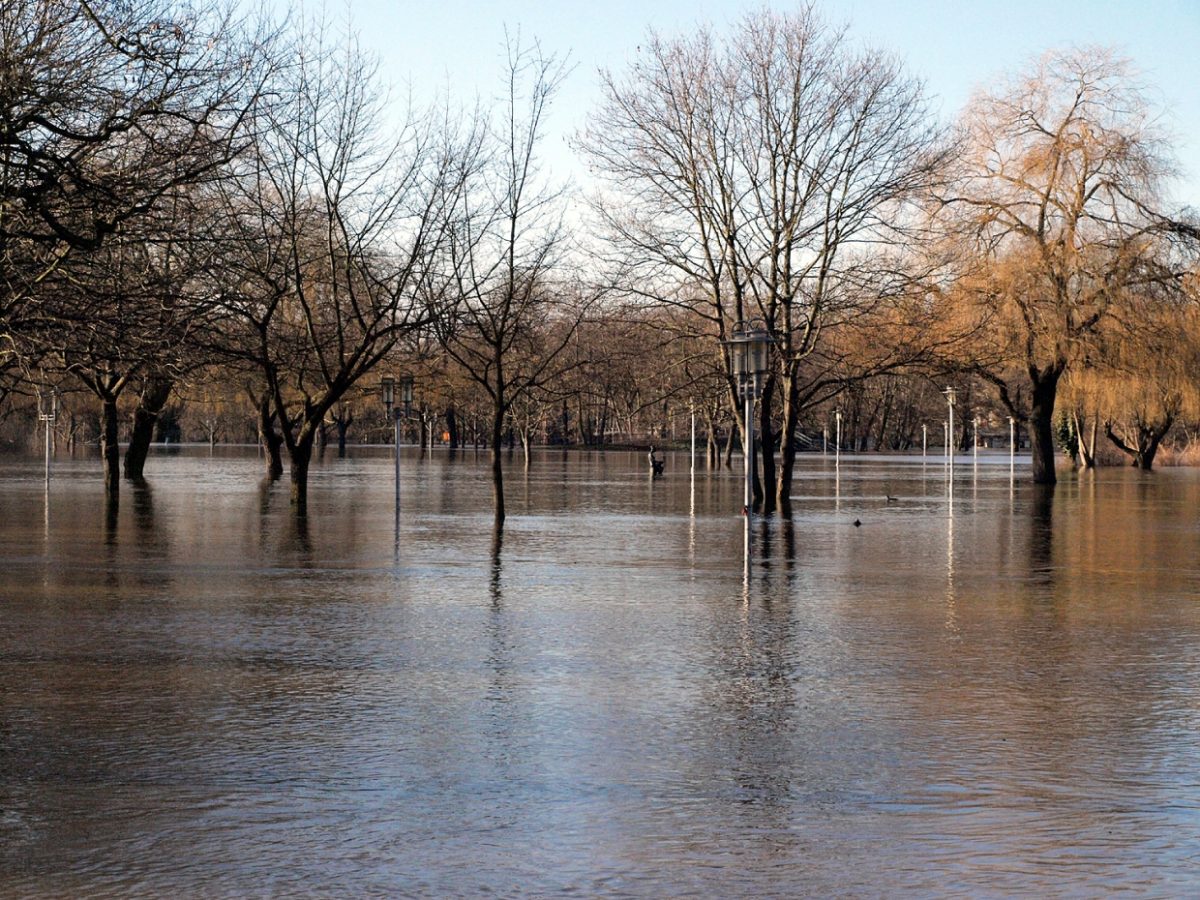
[38,387,58,485]
[381,374,415,513]
[724,319,773,518]
[943,387,956,464]
[922,423,927,457]
[380,375,395,414]
[973,415,980,464]
[1008,416,1016,463]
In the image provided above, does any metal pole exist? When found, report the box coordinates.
[973,416,979,464]
[44,413,51,485]
[822,427,827,456]
[394,412,401,514]
[922,423,927,457]
[835,411,841,467]
[743,381,753,516]
[948,398,955,465]
[1009,417,1015,461]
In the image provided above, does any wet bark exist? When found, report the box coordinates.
[101,397,120,497]
[1028,366,1063,485]
[757,376,776,514]
[124,377,173,480]
[777,373,801,516]
[491,400,506,526]
[289,431,316,514]
[257,397,284,480]
[1105,417,1173,471]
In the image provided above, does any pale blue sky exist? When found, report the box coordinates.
[347,0,1200,202]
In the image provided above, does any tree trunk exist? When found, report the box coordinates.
[124,377,173,480]
[491,400,506,526]
[336,416,350,457]
[258,398,284,480]
[289,431,316,513]
[1072,409,1095,469]
[758,376,776,514]
[777,372,801,516]
[446,406,459,449]
[101,397,120,497]
[1028,367,1062,485]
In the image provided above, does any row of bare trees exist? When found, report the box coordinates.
[4,1,1199,526]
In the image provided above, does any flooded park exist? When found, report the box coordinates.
[2,447,1199,895]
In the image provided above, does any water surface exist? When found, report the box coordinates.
[2,448,1199,895]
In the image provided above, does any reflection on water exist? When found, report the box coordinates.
[2,449,1200,895]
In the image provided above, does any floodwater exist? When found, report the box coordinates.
[2,446,1199,896]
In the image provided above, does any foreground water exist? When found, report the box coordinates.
[2,447,1199,896]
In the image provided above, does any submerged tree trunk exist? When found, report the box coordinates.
[491,399,506,526]
[124,377,173,480]
[777,372,802,516]
[758,376,776,514]
[1028,366,1062,485]
[288,430,317,514]
[101,397,120,496]
[257,396,284,480]
[1071,409,1097,469]
[1106,416,1174,471]
[335,412,352,458]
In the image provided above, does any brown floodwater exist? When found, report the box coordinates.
[2,446,1199,896]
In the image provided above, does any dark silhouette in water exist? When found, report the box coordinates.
[648,446,665,477]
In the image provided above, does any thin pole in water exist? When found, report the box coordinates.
[394,412,401,516]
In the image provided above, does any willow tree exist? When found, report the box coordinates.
[936,48,1195,484]
[583,5,945,512]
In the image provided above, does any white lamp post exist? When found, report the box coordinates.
[725,320,773,519]
[973,415,980,463]
[922,423,927,457]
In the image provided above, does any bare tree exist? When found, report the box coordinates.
[1,0,274,403]
[434,37,593,526]
[583,5,946,512]
[212,17,459,511]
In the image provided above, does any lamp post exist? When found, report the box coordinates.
[1008,416,1016,462]
[943,387,956,464]
[381,375,414,513]
[724,320,772,518]
[973,415,980,464]
[38,388,57,485]
[922,423,927,457]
